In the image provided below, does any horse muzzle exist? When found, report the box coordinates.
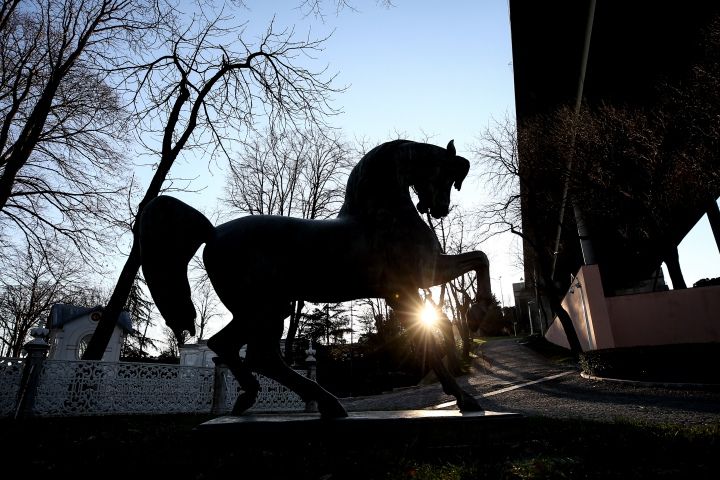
[169,317,196,345]
[417,201,449,218]
[430,204,450,219]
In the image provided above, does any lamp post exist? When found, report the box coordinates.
[499,275,505,307]
[325,304,330,345]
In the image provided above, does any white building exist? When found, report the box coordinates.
[46,304,133,362]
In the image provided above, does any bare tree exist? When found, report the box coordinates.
[473,113,584,354]
[191,274,224,341]
[356,297,388,337]
[225,127,350,219]
[0,1,161,262]
[156,325,183,363]
[0,242,88,357]
[223,126,351,360]
[84,6,343,359]
[298,0,395,21]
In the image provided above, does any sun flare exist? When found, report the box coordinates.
[419,303,438,328]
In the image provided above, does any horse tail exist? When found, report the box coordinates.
[138,195,214,340]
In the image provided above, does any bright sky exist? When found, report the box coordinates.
[665,204,720,289]
[162,0,719,316]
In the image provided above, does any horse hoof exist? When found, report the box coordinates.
[318,400,348,419]
[320,409,349,419]
[231,393,257,416]
[458,395,484,413]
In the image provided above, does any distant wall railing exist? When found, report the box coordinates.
[2,328,316,418]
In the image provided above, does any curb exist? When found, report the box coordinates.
[580,371,720,391]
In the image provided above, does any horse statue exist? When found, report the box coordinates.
[138,139,492,418]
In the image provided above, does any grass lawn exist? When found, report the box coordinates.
[2,413,718,479]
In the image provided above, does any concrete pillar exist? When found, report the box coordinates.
[574,203,597,266]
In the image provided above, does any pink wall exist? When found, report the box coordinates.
[606,285,720,347]
[545,265,720,351]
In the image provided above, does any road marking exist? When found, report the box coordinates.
[432,371,575,409]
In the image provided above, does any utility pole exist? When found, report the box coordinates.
[325,304,330,345]
[499,276,505,307]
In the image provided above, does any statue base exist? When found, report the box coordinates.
[196,409,524,449]
[200,408,520,426]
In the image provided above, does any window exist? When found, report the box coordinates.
[77,334,93,360]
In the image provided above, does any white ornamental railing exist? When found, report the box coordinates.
[33,360,215,416]
[0,357,25,417]
[215,367,306,414]
[4,328,317,418]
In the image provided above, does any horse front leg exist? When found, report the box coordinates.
[423,251,492,304]
[425,333,483,412]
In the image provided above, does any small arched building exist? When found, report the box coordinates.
[46,304,133,362]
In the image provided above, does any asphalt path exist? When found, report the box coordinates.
[339,338,720,426]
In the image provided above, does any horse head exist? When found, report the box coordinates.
[414,139,471,218]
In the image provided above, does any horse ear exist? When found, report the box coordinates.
[447,139,456,156]
[453,157,470,190]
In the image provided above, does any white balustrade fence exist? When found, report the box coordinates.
[0,358,25,417]
[32,360,215,416]
[214,367,306,414]
[1,332,315,418]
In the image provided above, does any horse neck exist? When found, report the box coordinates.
[339,141,417,220]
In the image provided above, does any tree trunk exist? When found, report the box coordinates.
[536,254,584,355]
[450,288,472,363]
[458,303,472,362]
[283,300,304,363]
[664,245,687,290]
[0,87,59,210]
[548,293,584,354]
[82,242,141,359]
[706,198,720,255]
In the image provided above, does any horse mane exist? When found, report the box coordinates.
[339,139,429,220]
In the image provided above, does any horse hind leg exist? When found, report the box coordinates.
[249,344,348,418]
[207,319,259,415]
[245,309,348,419]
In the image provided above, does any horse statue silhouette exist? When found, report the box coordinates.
[139,139,492,418]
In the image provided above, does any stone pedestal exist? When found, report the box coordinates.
[195,409,524,452]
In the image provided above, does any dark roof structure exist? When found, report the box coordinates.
[509,0,720,293]
[48,303,133,334]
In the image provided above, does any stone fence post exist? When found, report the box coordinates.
[304,342,318,413]
[15,328,50,418]
[210,357,229,415]
[305,342,317,381]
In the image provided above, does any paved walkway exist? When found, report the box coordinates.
[340,338,720,426]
